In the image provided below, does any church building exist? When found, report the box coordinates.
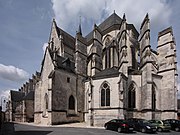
[34,12,178,126]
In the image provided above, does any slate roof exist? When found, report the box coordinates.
[92,67,120,80]
[86,12,122,42]
[56,55,75,73]
[23,91,34,100]
[85,12,139,42]
[10,90,25,102]
[56,27,75,50]
[98,12,122,31]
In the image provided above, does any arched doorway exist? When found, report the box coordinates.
[68,95,75,110]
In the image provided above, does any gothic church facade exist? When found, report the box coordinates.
[34,12,178,126]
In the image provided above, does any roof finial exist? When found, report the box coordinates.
[77,16,82,35]
[145,13,149,19]
[94,23,97,30]
[53,17,55,22]
[114,10,115,14]
[123,13,126,21]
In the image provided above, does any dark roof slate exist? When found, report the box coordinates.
[56,55,75,73]
[23,91,34,100]
[85,13,139,43]
[10,90,25,102]
[98,12,122,31]
[92,67,119,80]
[86,13,122,42]
[57,27,75,50]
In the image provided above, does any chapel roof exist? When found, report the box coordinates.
[86,12,122,41]
[10,90,25,102]
[92,67,119,80]
[52,19,75,50]
[56,55,75,73]
[85,12,139,42]
[23,91,34,100]
[57,27,75,50]
[98,12,122,32]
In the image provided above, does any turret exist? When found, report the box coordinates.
[157,27,177,112]
[118,13,128,76]
[138,14,154,114]
[88,24,102,76]
[139,13,151,67]
[75,23,87,76]
[157,27,176,72]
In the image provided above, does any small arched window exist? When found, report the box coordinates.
[128,83,136,109]
[152,85,156,110]
[42,93,48,117]
[69,95,75,110]
[105,37,111,46]
[45,93,48,109]
[101,82,110,106]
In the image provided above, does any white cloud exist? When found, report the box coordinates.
[51,0,172,35]
[108,0,171,30]
[0,64,29,82]
[42,42,48,53]
[0,89,10,100]
[51,0,108,35]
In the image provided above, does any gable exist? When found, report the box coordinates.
[41,48,54,81]
[86,13,122,42]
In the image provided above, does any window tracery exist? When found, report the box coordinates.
[128,83,136,109]
[101,82,110,107]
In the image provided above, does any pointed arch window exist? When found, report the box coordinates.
[128,83,136,109]
[152,86,156,110]
[101,82,110,106]
[69,95,75,110]
[105,37,110,46]
[45,93,48,109]
[43,93,48,117]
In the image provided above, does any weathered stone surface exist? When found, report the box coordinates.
[32,13,178,126]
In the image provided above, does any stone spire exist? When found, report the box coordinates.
[77,16,82,35]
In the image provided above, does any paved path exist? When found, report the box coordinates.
[0,122,103,135]
[1,122,180,135]
[15,121,102,128]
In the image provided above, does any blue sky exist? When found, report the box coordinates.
[0,0,180,100]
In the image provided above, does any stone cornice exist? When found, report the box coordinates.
[157,40,174,48]
[158,67,176,74]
